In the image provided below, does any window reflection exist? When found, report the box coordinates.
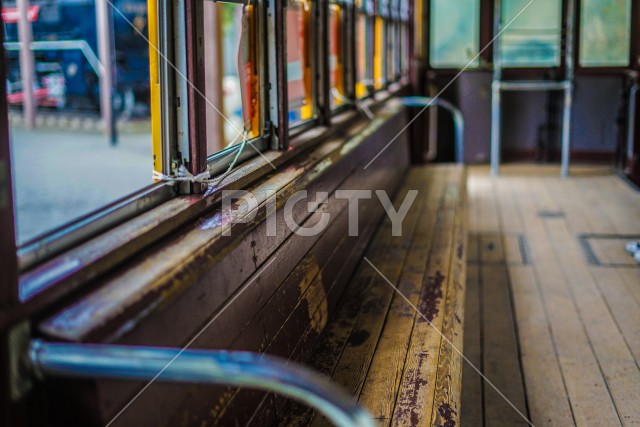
[2,0,153,244]
[204,2,260,155]
[287,0,315,127]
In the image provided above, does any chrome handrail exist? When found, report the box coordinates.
[28,339,374,427]
[401,96,465,164]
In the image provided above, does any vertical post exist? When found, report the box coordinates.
[561,83,572,178]
[95,0,115,142]
[0,21,19,305]
[490,81,501,176]
[17,0,35,129]
[319,0,331,126]
[267,0,288,149]
[561,0,575,178]
[490,0,501,176]
[204,1,225,154]
[627,83,638,162]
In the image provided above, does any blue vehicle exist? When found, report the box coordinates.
[2,0,150,114]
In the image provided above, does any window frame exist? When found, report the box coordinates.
[205,0,272,166]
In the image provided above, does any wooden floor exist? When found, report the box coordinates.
[461,164,640,427]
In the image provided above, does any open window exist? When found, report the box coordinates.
[203,2,261,155]
[287,0,316,128]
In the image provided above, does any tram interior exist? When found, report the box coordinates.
[1,0,640,426]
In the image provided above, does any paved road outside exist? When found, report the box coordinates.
[10,124,152,244]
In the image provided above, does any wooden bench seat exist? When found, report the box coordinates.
[278,164,468,426]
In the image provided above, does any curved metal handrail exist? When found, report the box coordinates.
[401,96,465,164]
[28,339,374,427]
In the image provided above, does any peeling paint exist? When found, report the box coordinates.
[419,270,445,322]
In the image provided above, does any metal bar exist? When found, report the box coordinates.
[491,80,501,176]
[400,96,464,164]
[4,41,105,79]
[561,83,573,177]
[159,0,177,175]
[561,0,576,177]
[627,84,638,161]
[498,80,571,91]
[28,340,375,427]
[16,0,35,129]
[174,0,191,193]
[492,0,501,81]
[95,0,115,142]
[490,0,501,175]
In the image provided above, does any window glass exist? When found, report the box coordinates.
[329,2,344,109]
[386,22,397,82]
[401,23,410,74]
[400,0,410,75]
[430,0,479,68]
[2,0,153,244]
[204,3,260,155]
[287,0,315,127]
[499,0,562,67]
[579,0,631,67]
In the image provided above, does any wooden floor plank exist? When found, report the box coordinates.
[618,268,640,308]
[500,174,574,427]
[481,263,529,426]
[544,182,640,426]
[520,176,621,427]
[460,263,483,427]
[462,165,640,427]
[507,265,575,427]
[391,167,465,426]
[591,267,640,366]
